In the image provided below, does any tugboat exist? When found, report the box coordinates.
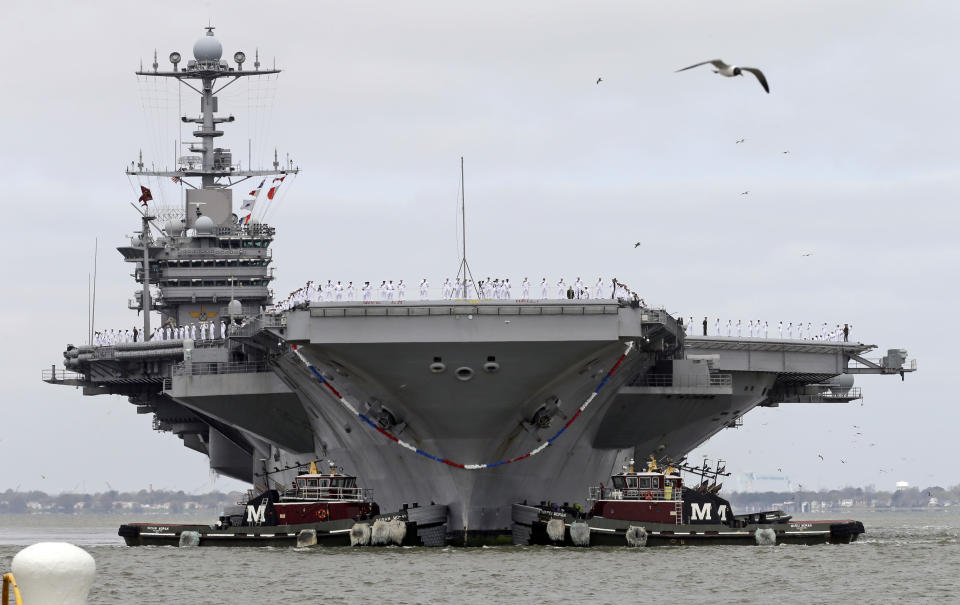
[119,462,448,547]
[512,457,864,547]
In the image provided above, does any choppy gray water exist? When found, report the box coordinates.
[1,511,958,604]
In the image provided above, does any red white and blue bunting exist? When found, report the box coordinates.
[292,341,635,470]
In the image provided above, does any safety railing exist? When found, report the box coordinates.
[281,486,373,502]
[172,361,268,376]
[2,573,23,605]
[587,486,681,502]
[642,373,733,387]
[819,387,862,400]
[41,368,84,382]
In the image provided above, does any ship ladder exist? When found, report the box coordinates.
[2,573,24,605]
[674,499,683,526]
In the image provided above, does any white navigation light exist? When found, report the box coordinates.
[169,51,181,67]
[234,51,245,65]
[193,32,222,62]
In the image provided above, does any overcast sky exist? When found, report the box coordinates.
[1,0,955,494]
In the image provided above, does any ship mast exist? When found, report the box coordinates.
[455,157,479,298]
[127,26,297,337]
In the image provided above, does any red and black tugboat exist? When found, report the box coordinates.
[512,457,864,547]
[119,461,448,547]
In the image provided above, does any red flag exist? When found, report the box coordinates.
[138,186,153,206]
[267,176,285,200]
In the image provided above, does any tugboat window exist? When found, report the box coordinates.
[612,477,626,489]
[638,478,652,489]
[626,477,638,489]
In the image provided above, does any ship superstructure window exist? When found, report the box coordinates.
[625,477,638,489]
[612,477,626,489]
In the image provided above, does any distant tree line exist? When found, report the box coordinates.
[726,484,960,510]
[0,489,243,514]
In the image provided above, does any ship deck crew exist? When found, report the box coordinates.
[504,278,511,298]
[335,281,344,301]
[540,278,548,299]
[557,278,566,299]
[363,282,372,301]
[703,317,708,336]
[521,278,530,299]
[574,277,584,299]
[347,282,356,300]
[595,278,605,299]
[420,279,429,300]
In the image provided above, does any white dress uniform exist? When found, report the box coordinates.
[557,279,567,299]
[347,283,356,300]
[788,323,794,339]
[221,321,227,339]
[521,278,530,299]
[595,278,605,299]
[386,281,395,301]
[442,279,451,300]
[397,280,406,300]
[335,282,344,301]
[582,286,590,299]
[504,279,512,299]
[325,281,335,302]
[764,322,769,338]
[574,278,584,298]
[420,279,429,300]
[379,281,388,300]
[540,279,548,299]
[362,283,372,301]
[736,321,741,337]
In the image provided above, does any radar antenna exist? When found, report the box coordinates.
[455,157,479,298]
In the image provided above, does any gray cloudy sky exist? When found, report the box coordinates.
[1,1,955,494]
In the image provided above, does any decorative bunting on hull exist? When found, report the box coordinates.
[292,341,635,470]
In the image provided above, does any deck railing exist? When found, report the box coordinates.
[172,361,268,376]
[588,486,681,501]
[41,368,84,382]
[280,486,373,502]
[641,373,733,387]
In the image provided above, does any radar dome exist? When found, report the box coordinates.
[227,299,243,317]
[165,219,185,236]
[195,215,215,234]
[825,374,855,389]
[193,31,223,62]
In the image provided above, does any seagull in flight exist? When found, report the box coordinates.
[817,454,824,461]
[596,77,603,85]
[840,459,847,464]
[801,252,813,257]
[676,60,770,93]
[782,150,791,154]
[736,138,745,144]
[634,241,642,248]
[740,191,749,195]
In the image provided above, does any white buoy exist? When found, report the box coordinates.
[569,522,590,547]
[755,528,777,546]
[11,542,96,605]
[625,525,648,547]
[371,519,391,545]
[350,523,372,546]
[545,518,566,543]
[178,531,200,547]
[296,529,317,547]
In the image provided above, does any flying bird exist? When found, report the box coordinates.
[817,454,824,461]
[634,242,642,248]
[740,191,749,195]
[782,150,791,155]
[840,459,847,464]
[736,138,745,144]
[596,77,603,85]
[676,60,770,93]
[801,252,813,257]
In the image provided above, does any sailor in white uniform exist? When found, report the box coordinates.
[736,320,742,338]
[521,278,530,299]
[221,321,227,339]
[397,280,406,300]
[362,282,372,302]
[420,279,429,300]
[582,285,590,299]
[763,321,769,339]
[386,281,395,301]
[335,281,344,301]
[595,278,605,299]
[574,277,584,299]
[442,278,451,300]
[379,281,388,300]
[504,278,512,299]
[540,278,548,299]
[557,278,567,299]
[714,318,720,335]
[347,282,356,300]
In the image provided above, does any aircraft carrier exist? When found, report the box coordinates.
[44,28,916,544]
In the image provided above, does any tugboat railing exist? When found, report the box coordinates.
[588,486,681,502]
[282,486,373,502]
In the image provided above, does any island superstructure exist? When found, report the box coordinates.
[44,27,917,544]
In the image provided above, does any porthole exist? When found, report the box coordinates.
[455,366,474,382]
